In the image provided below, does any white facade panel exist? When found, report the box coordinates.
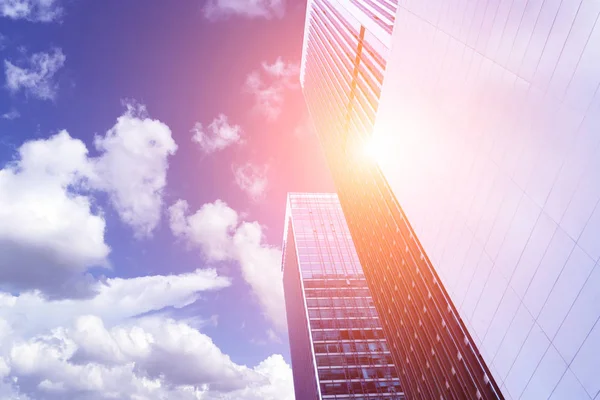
[375,1,600,398]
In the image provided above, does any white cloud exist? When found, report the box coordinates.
[89,103,178,237]
[168,199,286,331]
[191,114,242,154]
[261,58,299,79]
[203,0,285,20]
[2,318,294,399]
[0,0,62,22]
[245,57,299,121]
[0,130,108,298]
[0,268,230,339]
[234,163,268,201]
[0,269,293,399]
[0,104,177,297]
[4,48,65,100]
[1,109,20,120]
[169,199,239,261]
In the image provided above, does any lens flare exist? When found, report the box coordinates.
[361,134,391,165]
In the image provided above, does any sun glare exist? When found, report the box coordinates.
[362,134,389,164]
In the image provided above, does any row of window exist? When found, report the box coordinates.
[301,264,360,273]
[314,340,389,355]
[304,278,367,288]
[303,271,360,279]
[305,287,371,298]
[302,271,364,279]
[318,365,397,381]
[298,250,356,260]
[298,255,358,265]
[292,220,346,228]
[295,234,352,241]
[293,221,347,230]
[312,328,385,341]
[316,353,394,368]
[299,260,358,267]
[295,238,353,246]
[311,317,381,330]
[296,253,355,262]
[307,297,374,308]
[322,396,404,400]
[308,306,379,319]
[321,380,402,396]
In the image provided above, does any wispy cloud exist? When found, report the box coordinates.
[0,0,62,22]
[191,114,243,154]
[203,0,285,20]
[245,57,299,121]
[1,108,20,120]
[168,199,287,331]
[266,328,282,343]
[4,47,65,100]
[233,162,269,201]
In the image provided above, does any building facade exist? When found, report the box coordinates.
[373,2,600,400]
[302,0,600,399]
[301,0,503,399]
[282,193,403,400]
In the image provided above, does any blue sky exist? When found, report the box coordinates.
[0,0,334,398]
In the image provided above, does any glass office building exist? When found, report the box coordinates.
[300,0,502,399]
[282,193,403,399]
[373,2,600,400]
[302,0,600,398]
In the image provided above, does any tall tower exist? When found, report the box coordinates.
[371,2,600,399]
[300,0,503,399]
[282,193,404,399]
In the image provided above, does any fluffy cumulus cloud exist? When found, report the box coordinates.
[233,163,269,201]
[0,130,108,298]
[245,57,299,121]
[0,0,62,22]
[191,114,242,154]
[4,47,65,100]
[0,104,176,297]
[203,0,285,20]
[0,269,294,399]
[89,104,178,237]
[168,199,286,331]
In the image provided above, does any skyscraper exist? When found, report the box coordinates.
[372,3,600,399]
[301,0,502,399]
[282,192,404,400]
[302,0,600,399]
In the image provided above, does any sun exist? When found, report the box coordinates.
[361,134,389,164]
